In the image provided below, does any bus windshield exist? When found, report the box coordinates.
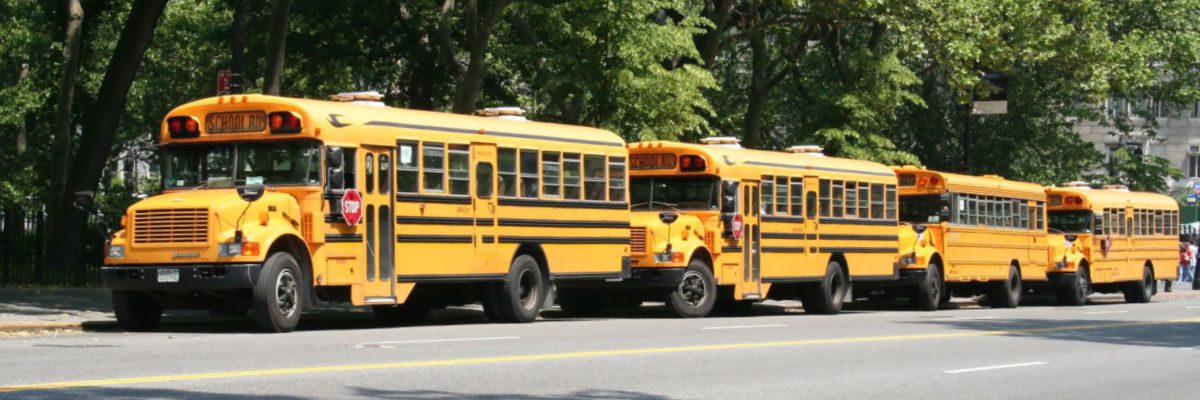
[1048,210,1093,233]
[163,140,322,188]
[630,176,719,211]
[898,194,943,224]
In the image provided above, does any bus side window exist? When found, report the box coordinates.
[832,180,844,218]
[775,176,788,215]
[820,180,832,217]
[584,155,606,201]
[869,183,883,219]
[396,142,418,193]
[761,176,774,216]
[448,144,470,195]
[843,181,855,218]
[857,182,868,218]
[542,151,561,198]
[498,148,517,197]
[520,149,539,198]
[563,153,581,199]
[476,162,493,198]
[423,142,446,192]
[791,179,804,216]
[608,156,626,202]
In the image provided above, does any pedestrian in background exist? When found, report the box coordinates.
[1191,240,1199,288]
[1180,242,1192,284]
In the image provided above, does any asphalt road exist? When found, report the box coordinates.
[2,296,1199,399]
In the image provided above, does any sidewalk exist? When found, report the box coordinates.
[2,283,1199,334]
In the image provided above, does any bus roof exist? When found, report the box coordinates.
[893,166,1046,200]
[1045,186,1178,211]
[629,141,895,180]
[161,94,626,149]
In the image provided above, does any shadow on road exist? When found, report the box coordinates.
[901,317,1200,349]
[7,387,308,400]
[348,387,670,400]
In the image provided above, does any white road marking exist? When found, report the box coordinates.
[354,336,519,348]
[944,361,1047,374]
[701,324,788,330]
[1186,306,1200,309]
[1083,310,1128,315]
[1181,346,1200,350]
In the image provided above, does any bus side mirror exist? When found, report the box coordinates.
[720,181,739,238]
[1093,214,1103,231]
[938,207,951,223]
[326,147,344,190]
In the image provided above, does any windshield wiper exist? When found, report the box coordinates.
[191,177,231,190]
[631,200,679,209]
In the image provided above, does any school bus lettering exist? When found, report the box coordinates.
[205,111,267,133]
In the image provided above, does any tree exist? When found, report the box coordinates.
[262,0,292,95]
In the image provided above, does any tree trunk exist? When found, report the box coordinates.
[230,0,246,94]
[48,0,168,283]
[17,63,29,155]
[263,0,293,95]
[450,0,511,115]
[45,0,84,282]
[741,6,769,149]
[696,0,735,69]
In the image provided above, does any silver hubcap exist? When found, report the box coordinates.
[678,271,708,306]
[518,269,538,309]
[275,269,298,317]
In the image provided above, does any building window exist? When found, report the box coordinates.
[1189,154,1200,178]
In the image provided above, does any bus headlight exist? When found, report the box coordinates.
[655,252,684,263]
[1054,261,1066,269]
[107,245,124,259]
[219,242,242,257]
[899,254,916,266]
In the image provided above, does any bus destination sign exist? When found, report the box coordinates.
[205,111,267,133]
[630,153,678,170]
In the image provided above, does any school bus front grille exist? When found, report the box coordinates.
[630,227,647,254]
[133,208,208,244]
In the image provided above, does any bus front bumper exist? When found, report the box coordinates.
[102,264,262,291]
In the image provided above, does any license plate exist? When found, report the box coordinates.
[157,268,180,283]
[630,153,677,170]
[205,111,267,133]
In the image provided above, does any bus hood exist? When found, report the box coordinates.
[125,189,302,245]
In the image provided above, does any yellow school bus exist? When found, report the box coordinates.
[889,167,1055,309]
[590,138,898,317]
[101,93,630,332]
[1045,183,1178,303]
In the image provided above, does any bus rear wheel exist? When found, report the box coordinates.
[1123,267,1154,303]
[804,260,847,315]
[253,252,304,333]
[990,264,1022,308]
[496,254,546,323]
[912,263,943,311]
[1056,266,1089,306]
[666,259,716,318]
[112,290,162,332]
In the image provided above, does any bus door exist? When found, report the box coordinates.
[1124,206,1134,280]
[742,180,762,297]
[362,145,396,302]
[472,143,498,269]
[804,176,820,265]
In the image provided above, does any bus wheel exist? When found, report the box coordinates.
[804,260,847,315]
[912,263,943,311]
[112,290,162,332]
[990,264,1022,308]
[497,254,546,323]
[373,300,430,326]
[1056,266,1089,306]
[557,287,607,317]
[1124,267,1154,303]
[253,252,304,333]
[666,259,716,318]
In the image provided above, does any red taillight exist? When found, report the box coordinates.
[166,116,200,138]
[268,111,302,134]
[679,155,707,172]
[918,176,928,186]
[929,176,940,186]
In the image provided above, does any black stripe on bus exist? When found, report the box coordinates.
[396,234,473,243]
[810,246,897,254]
[722,246,742,253]
[762,246,807,253]
[850,273,899,282]
[551,272,624,281]
[396,216,475,225]
[364,120,626,148]
[762,233,813,240]
[325,234,363,243]
[396,274,504,283]
[498,236,629,244]
[761,215,806,223]
[497,219,630,228]
[742,160,896,178]
[325,214,345,223]
[497,197,629,210]
[818,234,898,241]
[762,276,821,283]
[482,235,495,243]
[818,218,899,226]
[395,194,472,204]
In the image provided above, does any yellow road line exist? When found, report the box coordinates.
[4,317,1199,393]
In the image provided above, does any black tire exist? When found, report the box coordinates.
[253,252,304,333]
[989,264,1022,308]
[912,263,944,311]
[372,300,430,326]
[1056,265,1089,306]
[496,254,546,323]
[557,287,607,317]
[112,290,162,332]
[803,261,848,315]
[665,259,717,318]
[1123,266,1154,303]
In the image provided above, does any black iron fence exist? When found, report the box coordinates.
[1,208,101,287]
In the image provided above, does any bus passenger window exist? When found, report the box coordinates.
[476,162,493,198]
[761,177,774,216]
[791,179,804,216]
[806,191,817,219]
[423,142,445,192]
[449,145,469,195]
[843,181,856,218]
[498,148,517,197]
[820,180,832,217]
[832,181,844,218]
[520,149,539,198]
[563,153,581,199]
[608,157,626,202]
[869,183,883,219]
[858,182,869,218]
[584,155,606,201]
[776,176,787,214]
[542,152,561,198]
[885,185,897,220]
[396,142,418,193]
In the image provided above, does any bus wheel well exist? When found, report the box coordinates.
[929,253,944,269]
[513,243,550,281]
[269,235,315,307]
[691,248,714,271]
[829,253,849,277]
